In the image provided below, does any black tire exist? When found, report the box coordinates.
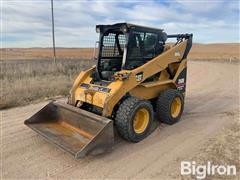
[115,97,154,142]
[156,89,184,125]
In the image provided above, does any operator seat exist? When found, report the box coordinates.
[125,34,144,69]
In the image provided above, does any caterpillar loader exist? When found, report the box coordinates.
[25,23,193,158]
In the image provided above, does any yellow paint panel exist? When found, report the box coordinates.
[69,39,189,117]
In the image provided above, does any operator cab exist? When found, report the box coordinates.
[95,23,167,81]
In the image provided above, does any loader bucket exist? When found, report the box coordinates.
[24,101,114,158]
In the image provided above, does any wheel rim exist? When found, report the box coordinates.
[133,108,149,134]
[171,97,182,118]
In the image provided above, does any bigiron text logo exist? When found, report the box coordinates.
[181,161,236,179]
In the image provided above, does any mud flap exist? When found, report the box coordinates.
[24,101,114,158]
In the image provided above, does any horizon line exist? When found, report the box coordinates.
[2,42,240,49]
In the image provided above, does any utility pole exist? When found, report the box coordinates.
[51,0,56,63]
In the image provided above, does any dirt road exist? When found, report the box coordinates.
[1,61,239,179]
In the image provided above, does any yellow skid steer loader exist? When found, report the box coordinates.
[25,23,193,158]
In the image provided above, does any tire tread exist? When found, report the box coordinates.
[156,89,184,125]
[115,97,153,142]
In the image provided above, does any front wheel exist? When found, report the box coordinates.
[156,89,184,125]
[115,97,154,142]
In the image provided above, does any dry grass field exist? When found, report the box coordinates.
[0,43,239,109]
[0,59,93,109]
[1,43,239,61]
[190,43,239,61]
[1,48,93,60]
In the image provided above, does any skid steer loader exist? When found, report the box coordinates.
[25,23,193,158]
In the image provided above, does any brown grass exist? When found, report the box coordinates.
[1,48,93,60]
[0,43,239,109]
[0,58,93,109]
[190,43,240,61]
[1,43,239,61]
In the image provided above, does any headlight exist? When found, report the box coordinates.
[80,83,90,89]
[96,27,100,33]
[92,86,111,93]
[122,25,128,33]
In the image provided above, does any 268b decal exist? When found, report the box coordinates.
[176,68,187,93]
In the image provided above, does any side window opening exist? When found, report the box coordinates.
[144,33,158,58]
[128,32,144,58]
[125,31,165,70]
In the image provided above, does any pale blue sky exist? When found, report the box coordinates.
[2,0,240,47]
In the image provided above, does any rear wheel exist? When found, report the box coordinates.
[115,97,154,142]
[156,89,184,125]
